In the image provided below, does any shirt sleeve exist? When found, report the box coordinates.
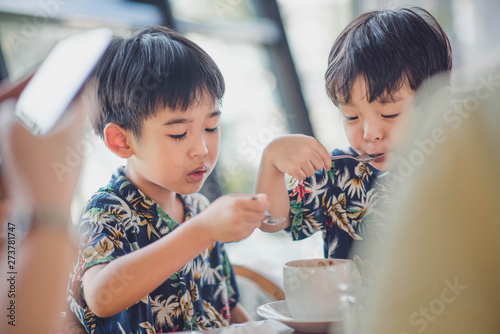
[75,192,133,279]
[287,169,333,241]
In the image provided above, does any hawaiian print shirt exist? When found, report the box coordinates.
[67,167,239,334]
[287,148,391,260]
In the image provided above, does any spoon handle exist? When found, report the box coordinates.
[251,195,287,225]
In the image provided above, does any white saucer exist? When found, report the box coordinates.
[256,300,340,333]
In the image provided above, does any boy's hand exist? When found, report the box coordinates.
[197,193,269,243]
[265,134,331,180]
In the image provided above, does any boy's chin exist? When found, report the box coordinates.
[370,162,388,171]
[175,180,207,196]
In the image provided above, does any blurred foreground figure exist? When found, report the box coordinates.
[352,62,500,333]
[0,79,93,333]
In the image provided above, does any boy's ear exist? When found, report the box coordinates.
[103,123,134,159]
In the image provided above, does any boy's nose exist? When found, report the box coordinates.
[190,137,209,157]
[363,121,383,142]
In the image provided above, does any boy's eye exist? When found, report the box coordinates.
[382,113,400,119]
[344,116,358,121]
[169,132,187,140]
[205,125,219,133]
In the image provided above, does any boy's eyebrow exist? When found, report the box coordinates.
[163,110,221,126]
[163,118,193,126]
[378,96,404,104]
[209,110,222,118]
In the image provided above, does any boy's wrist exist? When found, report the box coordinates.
[265,155,284,178]
[262,144,283,176]
[184,214,217,245]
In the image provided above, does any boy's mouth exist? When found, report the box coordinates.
[188,165,208,182]
[370,153,387,163]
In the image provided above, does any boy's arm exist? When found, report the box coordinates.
[83,219,213,317]
[256,135,331,232]
[82,194,267,318]
[255,147,291,232]
[230,303,251,323]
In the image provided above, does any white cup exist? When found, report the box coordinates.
[283,258,361,321]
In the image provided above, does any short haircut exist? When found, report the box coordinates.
[325,7,452,106]
[94,26,225,138]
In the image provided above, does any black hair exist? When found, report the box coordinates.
[94,26,225,138]
[325,7,452,106]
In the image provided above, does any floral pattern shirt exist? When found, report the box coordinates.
[67,167,239,334]
[287,148,390,259]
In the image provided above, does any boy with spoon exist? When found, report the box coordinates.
[256,7,452,259]
[67,27,269,333]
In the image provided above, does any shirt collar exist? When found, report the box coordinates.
[348,147,385,177]
[110,167,195,224]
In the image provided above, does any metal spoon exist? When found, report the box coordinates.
[331,153,385,163]
[250,195,287,225]
[263,210,286,225]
